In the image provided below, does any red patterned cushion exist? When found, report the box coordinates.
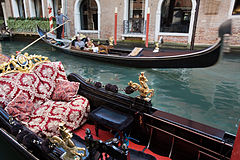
[32,62,67,99]
[51,79,80,101]
[0,72,48,108]
[5,91,34,123]
[0,73,20,108]
[27,95,90,137]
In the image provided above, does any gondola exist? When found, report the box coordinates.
[37,19,232,68]
[0,52,237,160]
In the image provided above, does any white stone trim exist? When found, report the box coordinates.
[188,0,196,43]
[158,33,189,36]
[1,2,8,26]
[11,0,19,17]
[229,0,240,18]
[78,30,99,34]
[28,0,36,17]
[144,0,149,22]
[23,0,27,17]
[74,0,101,39]
[122,33,146,38]
[154,0,196,44]
[41,0,45,18]
[123,0,128,20]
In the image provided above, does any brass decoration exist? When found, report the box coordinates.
[153,42,159,53]
[128,72,154,101]
[153,36,163,53]
[49,122,86,160]
[108,36,114,46]
[0,52,50,76]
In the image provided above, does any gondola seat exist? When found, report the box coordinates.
[0,61,90,137]
[89,106,134,142]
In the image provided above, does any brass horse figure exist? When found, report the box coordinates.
[128,72,154,101]
[49,122,86,160]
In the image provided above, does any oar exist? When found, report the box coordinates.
[17,20,71,55]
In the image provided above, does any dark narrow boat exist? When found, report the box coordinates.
[37,19,232,68]
[0,52,236,160]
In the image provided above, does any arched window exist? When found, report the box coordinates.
[232,0,240,15]
[80,0,98,30]
[160,0,192,33]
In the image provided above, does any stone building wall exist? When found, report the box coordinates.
[195,0,229,45]
[3,0,240,46]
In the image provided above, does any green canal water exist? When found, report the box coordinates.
[1,40,240,136]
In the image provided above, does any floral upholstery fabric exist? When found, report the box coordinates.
[32,62,67,100]
[51,79,80,101]
[0,72,48,109]
[5,91,34,123]
[0,61,90,137]
[27,95,90,137]
[0,73,20,107]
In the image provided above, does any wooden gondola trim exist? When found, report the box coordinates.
[144,113,232,147]
[0,128,39,160]
[146,123,230,160]
[198,150,221,160]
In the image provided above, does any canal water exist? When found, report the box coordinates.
[0,40,240,136]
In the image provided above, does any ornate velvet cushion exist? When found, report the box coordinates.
[0,73,20,108]
[5,91,34,123]
[51,79,80,102]
[27,95,90,137]
[32,62,68,99]
[0,72,48,109]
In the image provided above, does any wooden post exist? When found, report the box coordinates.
[48,5,54,33]
[62,23,65,38]
[61,8,65,38]
[145,8,150,48]
[231,123,240,160]
[114,7,118,45]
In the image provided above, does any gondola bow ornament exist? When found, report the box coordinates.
[49,122,86,160]
[128,72,154,101]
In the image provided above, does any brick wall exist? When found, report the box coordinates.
[4,0,240,46]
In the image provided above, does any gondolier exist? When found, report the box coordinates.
[56,9,69,39]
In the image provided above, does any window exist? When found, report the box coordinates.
[80,0,98,30]
[232,0,240,15]
[128,0,145,33]
[160,0,192,33]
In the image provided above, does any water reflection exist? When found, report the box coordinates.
[1,41,240,134]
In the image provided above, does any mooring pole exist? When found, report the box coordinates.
[48,5,54,34]
[231,123,240,160]
[145,8,150,48]
[114,7,118,45]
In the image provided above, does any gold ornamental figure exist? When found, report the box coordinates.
[128,72,154,101]
[49,122,86,160]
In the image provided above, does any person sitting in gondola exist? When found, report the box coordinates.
[71,35,86,50]
[71,35,79,47]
